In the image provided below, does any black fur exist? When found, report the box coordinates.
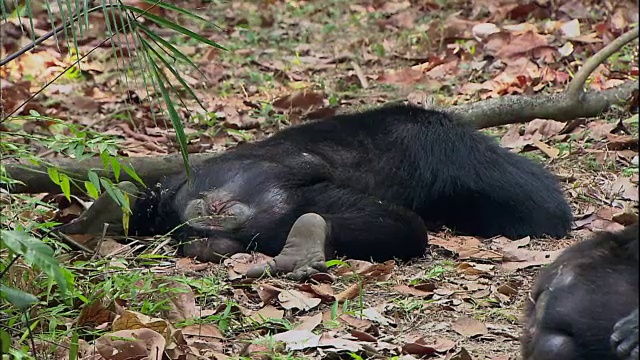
[128,104,572,261]
[521,224,639,360]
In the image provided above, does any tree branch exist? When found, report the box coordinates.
[448,80,638,128]
[3,153,212,194]
[566,27,639,97]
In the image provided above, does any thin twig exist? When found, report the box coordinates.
[351,61,369,89]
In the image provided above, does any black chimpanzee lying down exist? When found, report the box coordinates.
[63,104,573,279]
[521,224,639,360]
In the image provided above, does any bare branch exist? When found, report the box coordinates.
[566,27,639,97]
[448,80,638,128]
[3,153,212,194]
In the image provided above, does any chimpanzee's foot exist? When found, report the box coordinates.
[56,181,139,235]
[180,237,247,263]
[246,213,328,281]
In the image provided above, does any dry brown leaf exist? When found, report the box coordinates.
[350,329,377,342]
[250,305,284,322]
[501,248,562,271]
[607,134,639,151]
[159,280,197,323]
[429,235,502,260]
[394,283,435,297]
[297,283,335,302]
[430,337,456,352]
[456,262,495,275]
[225,252,273,279]
[175,257,210,271]
[77,299,115,328]
[525,119,566,139]
[402,339,437,356]
[339,314,373,331]
[377,68,425,85]
[334,283,363,302]
[180,323,225,339]
[449,347,473,360]
[93,238,132,257]
[317,332,362,352]
[333,259,373,276]
[273,330,320,351]
[95,328,166,360]
[587,121,617,141]
[451,316,488,337]
[531,139,560,159]
[272,91,325,111]
[495,31,549,59]
[278,289,322,311]
[295,313,323,332]
[610,176,639,201]
[111,310,171,339]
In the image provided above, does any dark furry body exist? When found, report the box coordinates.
[521,224,639,360]
[128,104,572,262]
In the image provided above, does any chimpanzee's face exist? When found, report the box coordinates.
[182,189,254,232]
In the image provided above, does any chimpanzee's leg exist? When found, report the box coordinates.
[247,183,428,280]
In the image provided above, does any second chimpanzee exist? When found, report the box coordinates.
[521,224,639,360]
[64,104,573,279]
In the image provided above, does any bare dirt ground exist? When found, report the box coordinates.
[1,0,638,359]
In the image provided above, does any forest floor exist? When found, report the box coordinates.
[1,0,638,359]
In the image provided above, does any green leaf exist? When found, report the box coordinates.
[122,5,226,51]
[0,328,10,353]
[150,60,191,176]
[0,285,39,311]
[88,170,102,195]
[100,151,110,171]
[73,143,86,160]
[84,181,99,199]
[0,230,69,295]
[110,156,121,182]
[138,28,206,110]
[100,178,122,208]
[47,167,60,184]
[69,331,80,360]
[139,0,214,25]
[120,161,145,187]
[59,173,71,200]
[100,180,130,213]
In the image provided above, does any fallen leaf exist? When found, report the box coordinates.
[273,91,325,111]
[532,139,560,159]
[609,176,639,201]
[560,19,581,38]
[495,31,549,59]
[501,248,562,271]
[295,313,323,332]
[429,235,502,260]
[278,289,322,311]
[377,68,425,85]
[180,323,225,339]
[273,330,320,351]
[338,314,373,331]
[250,305,284,322]
[96,328,166,360]
[394,284,435,297]
[77,299,115,328]
[318,332,362,352]
[451,316,488,337]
